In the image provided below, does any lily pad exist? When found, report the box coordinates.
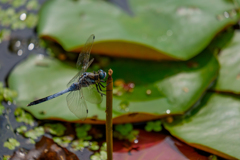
[212,31,240,94]
[164,93,240,159]
[38,0,240,60]
[8,48,218,123]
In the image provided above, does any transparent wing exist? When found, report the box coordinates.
[67,34,95,87]
[66,89,88,120]
[76,34,95,70]
[82,84,103,104]
[67,58,95,87]
[67,71,82,87]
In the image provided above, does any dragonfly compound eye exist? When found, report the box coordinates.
[99,71,106,80]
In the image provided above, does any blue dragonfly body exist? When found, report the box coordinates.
[27,34,107,120]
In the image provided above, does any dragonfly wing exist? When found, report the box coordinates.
[87,58,94,69]
[67,35,95,87]
[66,89,88,120]
[67,71,82,87]
[82,84,103,104]
[76,34,95,70]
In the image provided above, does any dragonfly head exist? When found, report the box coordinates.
[99,69,107,80]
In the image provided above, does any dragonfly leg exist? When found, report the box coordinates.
[96,84,106,96]
[99,83,106,88]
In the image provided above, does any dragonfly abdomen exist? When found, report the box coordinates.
[27,88,70,106]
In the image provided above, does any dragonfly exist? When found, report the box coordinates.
[27,34,107,120]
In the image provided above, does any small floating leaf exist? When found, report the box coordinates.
[100,142,107,151]
[91,151,107,160]
[24,126,44,139]
[75,124,92,140]
[26,0,39,10]
[71,139,89,151]
[145,120,162,132]
[4,138,20,150]
[0,104,4,115]
[53,136,73,147]
[44,123,66,136]
[12,0,27,8]
[90,141,99,151]
[16,126,27,134]
[115,123,133,136]
[14,108,34,126]
[3,155,11,160]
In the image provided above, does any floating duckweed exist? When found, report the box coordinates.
[25,13,38,28]
[71,139,90,151]
[114,124,139,141]
[115,123,133,136]
[44,123,66,136]
[100,142,107,151]
[0,83,18,102]
[0,104,4,115]
[90,151,107,160]
[75,124,92,140]
[3,155,11,160]
[0,0,9,3]
[27,138,35,144]
[208,155,218,160]
[14,108,34,126]
[4,138,20,150]
[0,29,11,43]
[90,141,99,151]
[145,120,162,132]
[12,0,27,8]
[24,126,44,140]
[16,126,27,134]
[1,17,11,26]
[11,21,26,30]
[53,136,73,147]
[26,0,39,10]
[6,8,15,16]
[0,0,40,42]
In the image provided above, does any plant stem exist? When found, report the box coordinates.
[106,69,113,160]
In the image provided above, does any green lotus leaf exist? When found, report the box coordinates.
[212,31,240,94]
[164,93,240,159]
[8,49,218,123]
[38,0,239,60]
